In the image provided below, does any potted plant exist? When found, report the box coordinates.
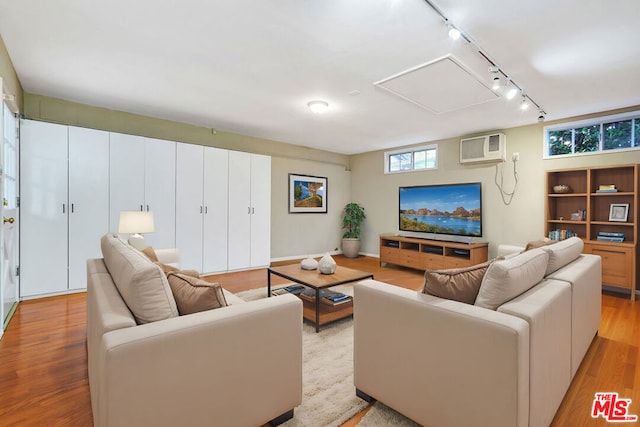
[342,202,366,258]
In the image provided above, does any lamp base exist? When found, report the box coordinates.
[128,233,146,250]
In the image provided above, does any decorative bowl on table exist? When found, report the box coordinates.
[553,184,572,194]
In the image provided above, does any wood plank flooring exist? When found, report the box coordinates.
[0,255,638,426]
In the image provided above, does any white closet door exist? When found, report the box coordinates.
[68,126,109,291]
[250,154,271,267]
[109,133,145,232]
[175,143,204,272]
[202,147,228,273]
[144,138,176,249]
[227,151,252,270]
[19,120,68,297]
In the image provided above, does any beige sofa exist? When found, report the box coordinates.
[354,237,601,427]
[87,233,302,427]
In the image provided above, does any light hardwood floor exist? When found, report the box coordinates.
[0,255,638,426]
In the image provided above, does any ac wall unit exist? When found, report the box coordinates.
[460,133,506,164]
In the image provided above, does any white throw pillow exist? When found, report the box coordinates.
[475,248,549,310]
[541,236,584,275]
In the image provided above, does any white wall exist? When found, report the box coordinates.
[350,112,640,258]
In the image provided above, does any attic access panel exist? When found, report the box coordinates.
[374,55,499,114]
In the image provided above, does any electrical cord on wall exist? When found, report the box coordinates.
[495,158,518,205]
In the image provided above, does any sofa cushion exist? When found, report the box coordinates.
[524,238,553,251]
[541,236,584,275]
[100,234,179,324]
[422,261,492,304]
[475,248,549,310]
[166,273,228,315]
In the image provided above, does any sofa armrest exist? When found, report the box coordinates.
[97,294,302,427]
[354,280,530,427]
[154,247,181,268]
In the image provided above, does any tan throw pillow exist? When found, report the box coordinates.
[422,261,493,304]
[154,261,200,278]
[167,273,228,315]
[141,246,159,262]
[524,238,554,252]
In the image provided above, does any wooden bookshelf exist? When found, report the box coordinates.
[545,164,639,300]
[379,234,488,271]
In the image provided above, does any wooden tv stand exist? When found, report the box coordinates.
[379,234,488,270]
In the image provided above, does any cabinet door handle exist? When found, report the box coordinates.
[252,207,255,214]
[200,206,203,214]
[71,203,75,213]
[62,204,65,214]
[248,207,251,214]
[140,205,143,211]
[205,206,208,214]
[146,205,150,212]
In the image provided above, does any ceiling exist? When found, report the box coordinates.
[1,0,639,155]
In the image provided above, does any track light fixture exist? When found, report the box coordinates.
[447,23,461,40]
[307,100,329,114]
[537,109,546,123]
[422,0,546,120]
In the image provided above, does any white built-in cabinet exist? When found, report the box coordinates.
[109,133,176,249]
[20,120,109,298]
[228,151,271,270]
[20,120,271,298]
[175,144,229,274]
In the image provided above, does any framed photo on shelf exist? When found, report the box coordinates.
[609,203,629,222]
[288,173,327,213]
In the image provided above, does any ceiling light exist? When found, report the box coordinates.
[447,24,461,40]
[537,109,546,122]
[505,83,518,100]
[307,100,329,114]
[488,66,500,90]
[520,95,529,111]
[492,76,500,91]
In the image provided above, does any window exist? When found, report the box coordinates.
[384,144,437,173]
[544,110,640,158]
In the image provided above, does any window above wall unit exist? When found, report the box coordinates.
[544,110,640,158]
[384,144,437,174]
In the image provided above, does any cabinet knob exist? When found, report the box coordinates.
[3,216,14,224]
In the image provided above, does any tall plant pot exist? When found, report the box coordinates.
[342,238,361,258]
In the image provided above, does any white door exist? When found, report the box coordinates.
[227,151,252,270]
[202,147,228,273]
[250,154,271,268]
[144,138,176,249]
[68,126,109,291]
[109,133,145,232]
[1,97,19,330]
[19,120,68,297]
[175,143,204,272]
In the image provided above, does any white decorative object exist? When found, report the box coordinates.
[301,256,319,270]
[318,253,337,275]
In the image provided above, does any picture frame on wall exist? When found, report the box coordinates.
[609,203,629,222]
[289,174,327,213]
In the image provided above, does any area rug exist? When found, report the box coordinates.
[236,285,367,427]
[357,402,420,426]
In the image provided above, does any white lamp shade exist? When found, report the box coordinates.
[118,211,155,234]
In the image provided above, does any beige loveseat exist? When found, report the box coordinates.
[354,237,601,427]
[87,233,302,427]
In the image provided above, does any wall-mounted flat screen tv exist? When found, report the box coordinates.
[399,182,482,237]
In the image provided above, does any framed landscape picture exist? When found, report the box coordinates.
[289,174,327,213]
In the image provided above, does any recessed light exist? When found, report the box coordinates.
[308,100,329,114]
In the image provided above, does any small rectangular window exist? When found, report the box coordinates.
[385,144,438,174]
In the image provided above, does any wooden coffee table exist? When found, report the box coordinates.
[267,264,373,332]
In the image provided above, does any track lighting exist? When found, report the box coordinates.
[505,83,518,100]
[489,66,500,90]
[447,24,461,40]
[520,95,529,111]
[537,109,546,122]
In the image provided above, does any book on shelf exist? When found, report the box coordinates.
[548,229,577,241]
[599,184,616,190]
[596,189,618,193]
[598,231,625,237]
[596,236,625,242]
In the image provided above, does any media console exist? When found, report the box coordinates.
[379,234,488,270]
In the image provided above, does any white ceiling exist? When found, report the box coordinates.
[1,0,639,155]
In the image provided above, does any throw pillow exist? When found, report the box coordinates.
[524,238,554,252]
[474,248,549,310]
[422,260,493,304]
[141,246,159,262]
[167,273,228,315]
[154,261,200,278]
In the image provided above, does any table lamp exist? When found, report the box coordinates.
[118,211,155,250]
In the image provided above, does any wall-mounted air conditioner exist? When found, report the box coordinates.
[460,133,506,164]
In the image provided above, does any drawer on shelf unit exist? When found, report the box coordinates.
[421,253,445,270]
[586,245,632,289]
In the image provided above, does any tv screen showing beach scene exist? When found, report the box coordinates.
[399,182,482,237]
